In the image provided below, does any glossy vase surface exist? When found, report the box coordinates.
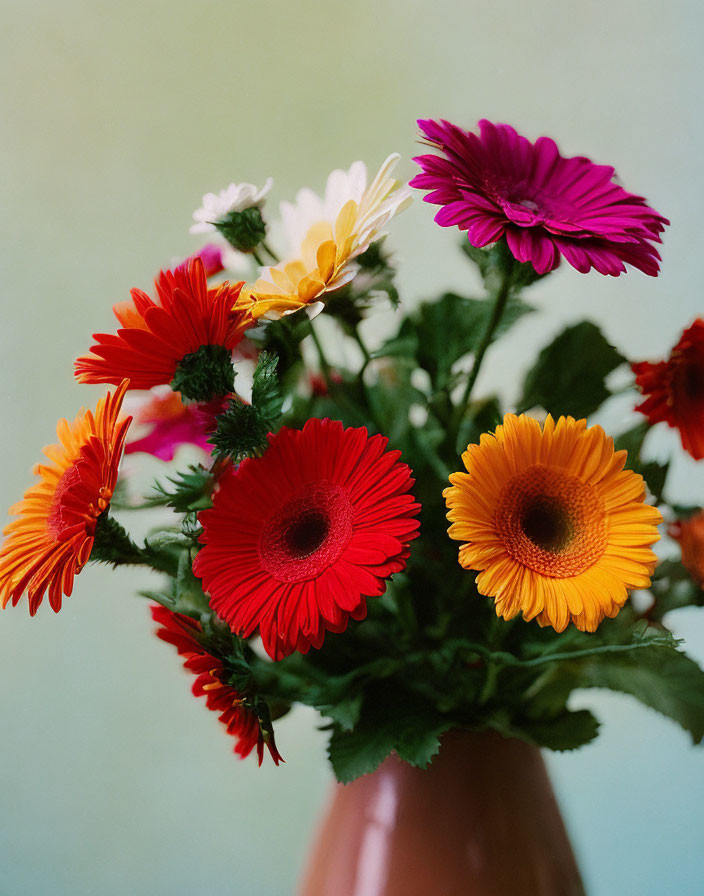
[299,730,584,896]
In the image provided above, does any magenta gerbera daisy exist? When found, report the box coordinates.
[410,118,668,276]
[192,418,421,660]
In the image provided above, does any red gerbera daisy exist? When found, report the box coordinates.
[0,381,131,614]
[75,257,252,401]
[410,118,668,276]
[151,605,283,764]
[670,511,704,587]
[633,318,704,459]
[193,418,421,660]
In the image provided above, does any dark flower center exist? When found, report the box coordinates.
[681,361,704,402]
[259,480,354,582]
[284,510,329,559]
[494,464,608,578]
[521,497,572,553]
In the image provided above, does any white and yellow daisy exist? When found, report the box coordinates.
[243,155,411,320]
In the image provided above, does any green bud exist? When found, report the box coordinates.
[214,207,267,253]
[171,344,235,402]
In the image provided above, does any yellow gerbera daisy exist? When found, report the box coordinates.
[444,413,662,632]
[243,154,411,320]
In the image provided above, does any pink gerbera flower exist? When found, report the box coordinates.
[124,388,225,461]
[411,118,668,276]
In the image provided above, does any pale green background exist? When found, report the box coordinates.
[1,1,704,893]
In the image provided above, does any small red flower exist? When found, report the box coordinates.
[193,419,421,660]
[151,605,283,765]
[633,319,704,460]
[74,257,251,393]
[669,511,704,587]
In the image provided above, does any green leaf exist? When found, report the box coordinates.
[412,292,532,390]
[210,351,283,460]
[517,709,601,751]
[461,239,550,290]
[173,550,211,616]
[319,694,363,732]
[327,690,452,783]
[519,321,625,418]
[251,350,284,423]
[145,465,214,513]
[581,646,704,744]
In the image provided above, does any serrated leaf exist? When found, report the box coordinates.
[210,352,283,460]
[580,646,704,744]
[327,691,451,783]
[519,321,625,418]
[517,709,601,751]
[145,465,214,513]
[319,695,363,732]
[251,350,284,422]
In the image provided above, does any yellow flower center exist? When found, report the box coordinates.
[494,464,607,578]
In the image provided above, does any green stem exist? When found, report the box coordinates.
[308,320,332,387]
[262,240,280,263]
[478,660,500,705]
[90,513,178,576]
[352,326,372,379]
[458,270,512,413]
[251,247,266,267]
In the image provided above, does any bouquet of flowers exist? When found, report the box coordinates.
[3,117,703,787]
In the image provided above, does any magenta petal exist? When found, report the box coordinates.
[412,117,668,278]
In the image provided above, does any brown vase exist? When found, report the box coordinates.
[299,730,585,896]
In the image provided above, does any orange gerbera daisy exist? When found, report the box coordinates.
[0,381,131,615]
[444,413,662,632]
[74,258,252,400]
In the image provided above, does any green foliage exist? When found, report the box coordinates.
[508,709,601,752]
[214,206,267,252]
[382,291,532,393]
[210,351,283,460]
[327,687,452,783]
[580,646,704,744]
[519,321,625,418]
[170,343,235,402]
[172,550,211,616]
[324,243,400,330]
[461,239,550,290]
[649,559,704,621]
[145,465,215,513]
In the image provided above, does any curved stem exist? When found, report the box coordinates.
[262,240,280,264]
[459,271,512,413]
[352,326,372,381]
[308,319,332,387]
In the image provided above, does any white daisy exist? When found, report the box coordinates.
[190,178,273,234]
